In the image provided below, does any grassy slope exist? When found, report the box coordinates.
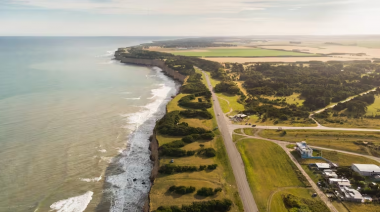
[236,138,314,212]
[170,48,313,57]
[150,71,243,211]
[259,129,380,156]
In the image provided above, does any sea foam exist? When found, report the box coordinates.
[105,67,179,212]
[49,191,93,212]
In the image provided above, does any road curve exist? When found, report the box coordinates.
[203,71,259,212]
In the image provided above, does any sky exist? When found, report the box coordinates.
[1,0,380,36]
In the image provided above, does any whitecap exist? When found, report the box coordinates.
[98,149,107,153]
[105,67,180,212]
[80,176,102,183]
[49,191,93,212]
[124,96,141,100]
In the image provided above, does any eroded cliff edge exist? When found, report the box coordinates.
[114,48,185,212]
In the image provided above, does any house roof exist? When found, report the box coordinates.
[352,164,380,172]
[315,163,330,169]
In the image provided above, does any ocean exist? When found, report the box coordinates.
[0,37,180,212]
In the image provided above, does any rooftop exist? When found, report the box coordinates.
[352,164,380,172]
[315,163,330,169]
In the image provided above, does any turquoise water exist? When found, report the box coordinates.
[0,37,179,212]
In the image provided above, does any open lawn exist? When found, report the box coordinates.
[321,150,380,166]
[236,138,312,212]
[242,115,317,127]
[261,93,304,106]
[315,116,380,129]
[365,95,380,116]
[270,188,326,212]
[168,48,314,57]
[167,93,189,112]
[259,129,380,156]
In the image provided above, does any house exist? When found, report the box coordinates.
[351,164,380,176]
[296,141,313,158]
[322,169,338,178]
[315,163,331,170]
[328,178,350,185]
[340,186,363,202]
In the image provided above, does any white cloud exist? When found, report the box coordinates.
[7,0,271,14]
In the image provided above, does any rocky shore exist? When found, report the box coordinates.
[114,49,186,212]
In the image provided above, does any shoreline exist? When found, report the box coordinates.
[114,49,186,212]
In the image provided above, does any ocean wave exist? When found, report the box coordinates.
[105,67,180,212]
[49,191,93,212]
[95,50,116,58]
[124,96,141,100]
[80,176,102,183]
[99,60,116,65]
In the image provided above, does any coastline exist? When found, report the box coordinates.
[114,49,186,212]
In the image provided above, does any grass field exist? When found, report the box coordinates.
[150,69,243,211]
[270,188,321,212]
[365,95,380,116]
[243,115,317,127]
[314,116,380,129]
[261,93,304,106]
[259,129,380,156]
[236,138,314,212]
[169,48,314,57]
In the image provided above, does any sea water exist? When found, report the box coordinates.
[0,37,180,212]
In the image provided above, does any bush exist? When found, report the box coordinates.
[196,187,222,196]
[198,148,216,157]
[179,109,213,119]
[168,185,196,195]
[155,199,233,212]
[207,164,218,170]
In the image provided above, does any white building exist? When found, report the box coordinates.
[351,164,380,176]
[315,163,331,170]
[323,169,338,178]
[340,186,363,202]
[328,178,350,185]
[296,141,313,158]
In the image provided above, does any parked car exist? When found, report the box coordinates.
[252,125,256,127]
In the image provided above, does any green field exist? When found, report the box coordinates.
[365,95,380,116]
[169,48,314,57]
[261,93,304,106]
[150,69,243,211]
[236,138,315,212]
[259,129,380,156]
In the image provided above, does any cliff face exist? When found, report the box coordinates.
[114,49,184,212]
[114,52,187,83]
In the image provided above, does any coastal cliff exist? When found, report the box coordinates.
[114,48,185,212]
[114,49,187,83]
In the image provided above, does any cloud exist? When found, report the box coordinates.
[6,0,271,14]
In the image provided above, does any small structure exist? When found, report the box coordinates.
[351,164,380,176]
[340,186,363,202]
[235,114,247,118]
[328,178,350,185]
[322,169,338,178]
[296,141,313,158]
[315,163,331,170]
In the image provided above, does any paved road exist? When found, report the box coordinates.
[236,131,339,212]
[203,71,259,212]
[230,124,380,133]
